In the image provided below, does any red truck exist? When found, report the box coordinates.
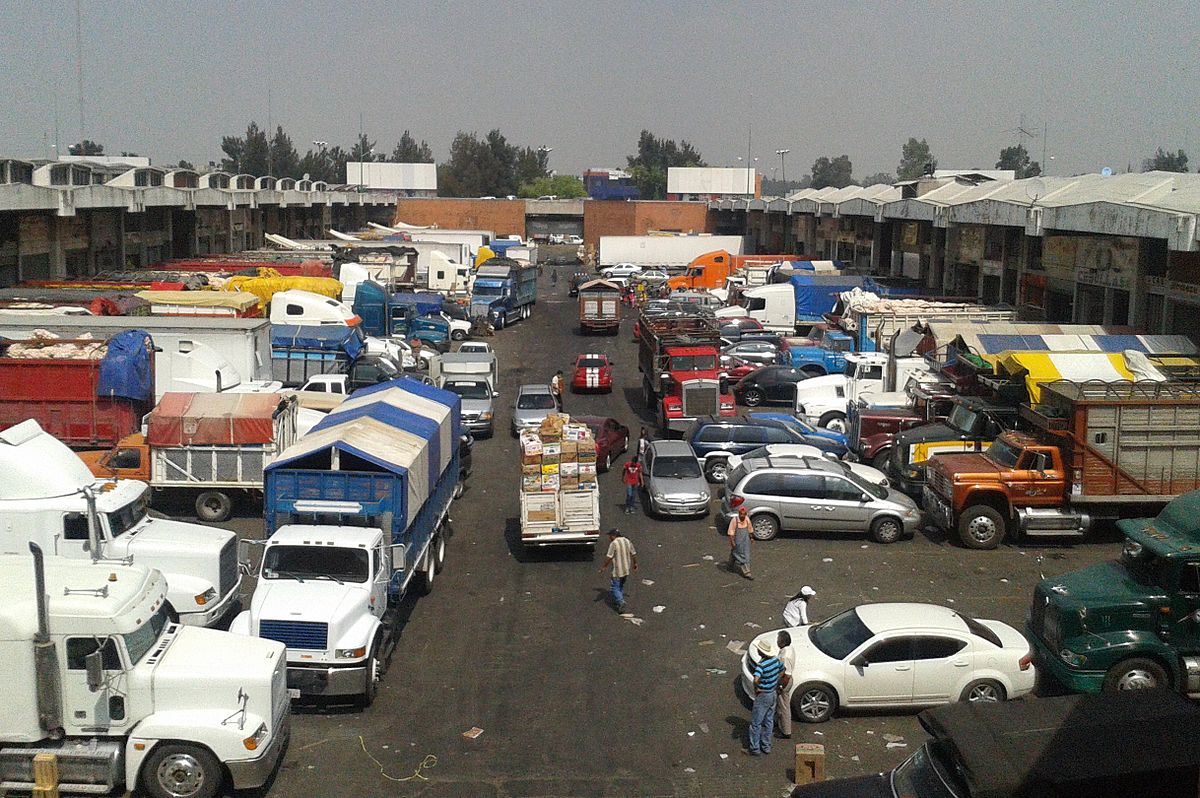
[0,330,155,449]
[637,313,736,434]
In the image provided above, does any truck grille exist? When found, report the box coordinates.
[681,382,718,417]
[928,468,952,499]
[259,620,329,650]
[219,539,238,598]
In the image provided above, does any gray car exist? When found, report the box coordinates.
[643,439,710,517]
[512,383,558,436]
[719,457,921,544]
[442,378,498,437]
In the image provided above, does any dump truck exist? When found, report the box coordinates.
[577,278,621,334]
[518,415,601,546]
[637,313,736,433]
[925,380,1200,549]
[469,257,538,329]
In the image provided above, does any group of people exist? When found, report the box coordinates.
[746,586,817,755]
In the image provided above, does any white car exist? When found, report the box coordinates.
[600,263,643,279]
[565,235,583,245]
[638,270,670,283]
[740,603,1035,724]
[457,340,493,355]
[725,445,889,486]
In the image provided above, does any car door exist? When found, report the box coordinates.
[777,472,827,532]
[740,472,786,524]
[822,474,874,532]
[769,369,803,403]
[841,636,915,705]
[756,368,784,402]
[910,636,970,704]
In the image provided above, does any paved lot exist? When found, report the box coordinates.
[211,267,1125,798]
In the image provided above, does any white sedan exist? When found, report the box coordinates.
[740,603,1034,723]
[725,445,890,486]
[600,263,643,279]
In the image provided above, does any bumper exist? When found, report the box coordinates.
[286,661,370,697]
[227,711,291,789]
[178,578,243,629]
[572,380,613,391]
[923,487,955,531]
[521,531,599,546]
[1025,625,1105,693]
[650,497,710,516]
[463,417,494,435]
[900,513,924,536]
[890,469,925,497]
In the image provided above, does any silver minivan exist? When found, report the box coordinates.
[719,457,921,544]
[643,439,710,517]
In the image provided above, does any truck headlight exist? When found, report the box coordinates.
[908,468,921,479]
[336,647,367,659]
[243,722,268,751]
[195,587,217,606]
[479,411,493,421]
[1059,649,1086,667]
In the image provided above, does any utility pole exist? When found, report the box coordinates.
[74,0,84,148]
[745,125,753,196]
[776,149,790,185]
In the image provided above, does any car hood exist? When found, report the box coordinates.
[1038,560,1160,607]
[153,626,284,721]
[795,374,848,398]
[459,398,493,414]
[649,474,708,497]
[251,578,371,642]
[108,518,233,561]
[513,407,553,425]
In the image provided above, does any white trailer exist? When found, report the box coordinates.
[407,229,494,260]
[598,235,745,268]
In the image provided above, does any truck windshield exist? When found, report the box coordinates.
[669,354,716,371]
[985,437,1022,468]
[891,743,968,798]
[809,608,873,660]
[123,603,172,666]
[472,285,504,297]
[652,455,702,479]
[947,403,980,433]
[446,381,491,400]
[106,491,149,537]
[1122,541,1172,587]
[443,304,468,321]
[262,545,370,584]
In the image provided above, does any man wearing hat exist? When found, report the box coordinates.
[746,636,788,756]
[598,528,637,613]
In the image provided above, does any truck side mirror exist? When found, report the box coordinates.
[85,648,105,692]
[389,543,406,571]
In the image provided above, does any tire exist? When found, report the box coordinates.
[791,682,838,724]
[800,366,825,378]
[359,644,382,708]
[599,451,611,473]
[495,313,505,330]
[741,388,764,407]
[870,516,903,544]
[1103,657,1169,692]
[195,491,233,523]
[453,479,465,499]
[818,412,847,434]
[750,513,779,541]
[434,532,447,573]
[642,379,654,409]
[871,450,891,471]
[451,329,467,341]
[960,679,1006,703]
[704,458,729,483]
[417,545,436,595]
[141,743,222,798]
[958,505,1007,550]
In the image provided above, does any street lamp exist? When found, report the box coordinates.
[776,149,790,184]
[359,148,374,193]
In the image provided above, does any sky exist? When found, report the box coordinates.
[1,1,1197,181]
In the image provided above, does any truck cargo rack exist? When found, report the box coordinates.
[1040,379,1200,402]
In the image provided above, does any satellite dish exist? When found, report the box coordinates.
[1024,178,1045,202]
[1101,167,1113,176]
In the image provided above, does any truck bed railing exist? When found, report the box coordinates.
[1041,379,1200,402]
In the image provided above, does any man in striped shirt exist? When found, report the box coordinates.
[747,637,788,755]
[598,528,637,613]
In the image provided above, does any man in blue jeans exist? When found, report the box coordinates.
[746,637,788,756]
[598,528,637,613]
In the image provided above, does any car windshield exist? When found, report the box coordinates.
[808,607,873,660]
[947,403,980,433]
[652,455,702,479]
[890,743,968,798]
[955,612,1003,647]
[373,358,400,378]
[517,393,556,409]
[826,337,852,352]
[262,545,370,584]
[122,603,172,666]
[985,437,1022,468]
[845,470,887,500]
[578,357,607,368]
[446,380,491,399]
[106,490,149,537]
[670,354,716,370]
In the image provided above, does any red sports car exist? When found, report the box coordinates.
[571,353,614,393]
[574,415,630,472]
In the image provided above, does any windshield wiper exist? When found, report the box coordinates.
[311,573,346,585]
[270,569,307,583]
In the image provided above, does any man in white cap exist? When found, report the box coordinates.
[783,585,816,627]
[746,636,788,756]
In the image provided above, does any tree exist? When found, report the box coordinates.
[68,139,104,156]
[996,144,1041,178]
[350,134,382,164]
[176,159,194,170]
[810,155,854,189]
[220,122,269,175]
[517,174,586,199]
[761,177,811,197]
[625,130,706,199]
[269,126,300,179]
[438,131,492,197]
[514,146,549,188]
[1142,147,1189,173]
[896,137,936,179]
[860,172,895,186]
[390,131,433,163]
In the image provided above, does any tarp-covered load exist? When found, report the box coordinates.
[993,351,1166,404]
[96,329,153,402]
[390,292,443,315]
[341,377,461,468]
[928,321,1198,358]
[148,392,287,446]
[221,270,342,310]
[136,290,261,316]
[271,323,365,360]
[789,273,865,320]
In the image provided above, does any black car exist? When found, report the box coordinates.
[567,272,590,297]
[686,415,813,482]
[733,366,809,407]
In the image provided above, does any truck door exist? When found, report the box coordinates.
[1169,561,1200,655]
[62,636,128,733]
[57,512,94,557]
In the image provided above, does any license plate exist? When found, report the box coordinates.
[287,688,301,699]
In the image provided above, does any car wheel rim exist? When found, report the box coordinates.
[800,690,829,720]
[745,391,761,406]
[1117,669,1158,690]
[967,516,998,543]
[156,753,206,798]
[968,683,1000,701]
[752,518,774,540]
[710,462,727,481]
[879,521,900,541]
[826,418,847,433]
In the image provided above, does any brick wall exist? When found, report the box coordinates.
[393,198,527,238]
[582,201,715,251]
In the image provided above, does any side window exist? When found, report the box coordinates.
[763,426,793,444]
[912,637,968,660]
[743,473,786,497]
[826,476,865,502]
[66,637,121,670]
[309,382,326,393]
[781,473,826,500]
[862,638,913,663]
[1180,563,1200,594]
[63,513,90,541]
[285,303,304,316]
[732,426,766,445]
[110,448,141,469]
[696,426,730,444]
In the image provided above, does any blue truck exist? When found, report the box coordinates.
[469,257,538,329]
[352,281,451,350]
[271,323,367,386]
[786,327,857,375]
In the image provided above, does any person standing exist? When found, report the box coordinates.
[598,528,637,613]
[727,506,754,579]
[775,630,796,739]
[550,370,565,412]
[636,427,651,461]
[622,457,643,514]
[746,637,786,756]
[783,586,817,627]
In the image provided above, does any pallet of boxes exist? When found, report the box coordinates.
[519,414,602,547]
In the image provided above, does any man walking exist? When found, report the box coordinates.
[746,637,787,756]
[622,457,643,514]
[775,630,796,739]
[598,528,637,613]
[550,369,565,412]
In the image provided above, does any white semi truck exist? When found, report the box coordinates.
[0,420,242,628]
[0,546,289,798]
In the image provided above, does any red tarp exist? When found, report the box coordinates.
[147,392,283,446]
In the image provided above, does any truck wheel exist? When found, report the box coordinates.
[958,505,1006,550]
[434,532,447,573]
[871,450,891,471]
[359,643,383,708]
[741,388,765,407]
[195,491,233,523]
[141,743,222,798]
[495,313,505,330]
[870,516,903,544]
[817,412,847,434]
[750,513,780,541]
[417,544,437,595]
[451,329,467,341]
[704,458,729,483]
[1104,658,1169,692]
[792,682,838,723]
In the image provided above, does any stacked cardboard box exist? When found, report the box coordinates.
[519,413,600,493]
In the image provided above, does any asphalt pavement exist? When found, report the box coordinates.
[214,266,1125,798]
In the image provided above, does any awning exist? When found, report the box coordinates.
[994,351,1165,404]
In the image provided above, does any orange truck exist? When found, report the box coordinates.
[666,250,798,292]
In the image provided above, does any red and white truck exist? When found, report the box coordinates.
[637,313,736,434]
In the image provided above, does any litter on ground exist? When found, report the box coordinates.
[653,605,666,613]
[462,727,484,739]
[726,640,746,654]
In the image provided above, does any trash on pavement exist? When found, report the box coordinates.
[699,722,710,734]
[726,640,747,655]
[642,579,655,585]
[745,621,761,628]
[653,605,666,613]
[705,668,727,676]
[462,727,484,739]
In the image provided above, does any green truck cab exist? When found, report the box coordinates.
[1027,490,1200,695]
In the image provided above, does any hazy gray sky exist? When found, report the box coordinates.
[2,1,1196,179]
